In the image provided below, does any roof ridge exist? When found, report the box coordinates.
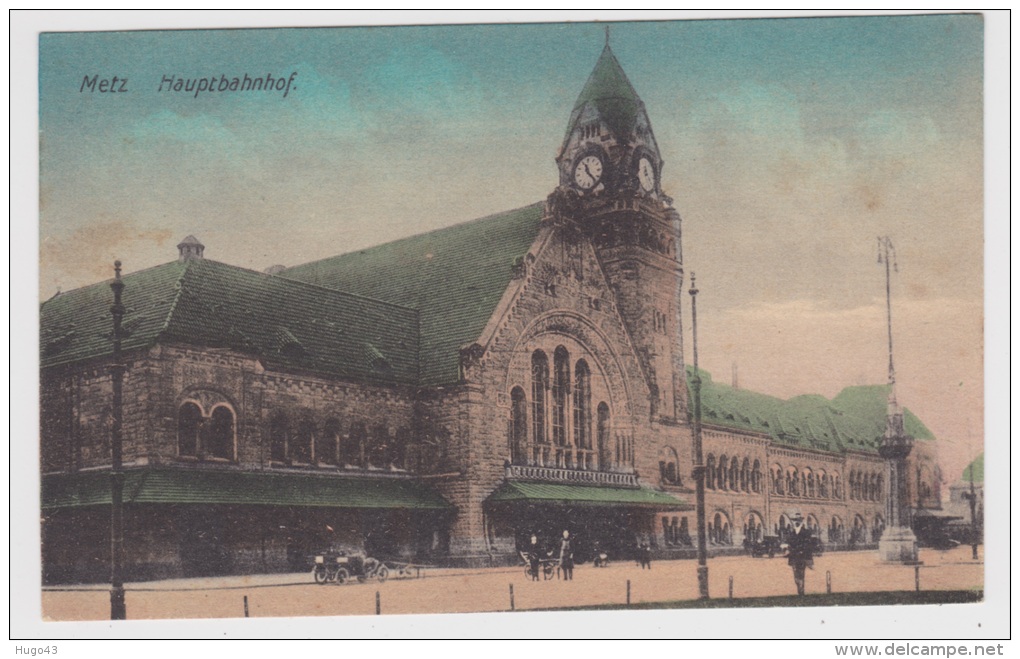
[287,201,545,272]
[194,257,420,315]
[155,259,193,341]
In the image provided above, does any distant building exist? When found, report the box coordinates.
[40,41,942,582]
[943,454,983,544]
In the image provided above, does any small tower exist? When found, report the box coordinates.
[177,235,205,261]
[550,38,686,422]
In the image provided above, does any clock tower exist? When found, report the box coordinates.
[549,38,687,422]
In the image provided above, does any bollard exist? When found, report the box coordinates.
[826,570,832,594]
[728,576,734,599]
[914,565,920,592]
[243,595,249,618]
[626,579,631,605]
[376,591,381,615]
[509,584,515,611]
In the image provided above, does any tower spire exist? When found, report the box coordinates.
[605,24,610,47]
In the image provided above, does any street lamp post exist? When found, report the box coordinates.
[689,272,709,599]
[875,238,918,564]
[109,261,127,620]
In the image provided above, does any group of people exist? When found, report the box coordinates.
[521,513,816,596]
[524,530,574,581]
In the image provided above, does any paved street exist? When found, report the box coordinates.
[41,546,982,621]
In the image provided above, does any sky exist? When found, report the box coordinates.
[37,14,986,483]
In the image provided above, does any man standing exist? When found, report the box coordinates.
[559,530,574,581]
[527,534,541,581]
[786,512,815,596]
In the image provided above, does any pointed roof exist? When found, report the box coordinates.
[565,43,644,141]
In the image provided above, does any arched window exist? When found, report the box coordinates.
[659,447,680,486]
[804,468,815,498]
[718,454,728,490]
[573,360,591,468]
[596,402,611,471]
[729,457,739,492]
[706,454,716,490]
[741,458,751,492]
[344,421,366,468]
[818,469,829,498]
[713,512,732,545]
[752,460,763,493]
[552,347,570,454]
[744,512,764,543]
[369,424,390,467]
[872,514,885,542]
[509,387,528,466]
[876,474,884,502]
[531,351,548,448]
[178,402,202,458]
[773,464,785,495]
[319,418,340,466]
[270,413,288,463]
[833,472,842,499]
[207,406,234,460]
[292,418,314,463]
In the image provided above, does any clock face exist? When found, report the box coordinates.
[573,155,604,190]
[637,157,656,192]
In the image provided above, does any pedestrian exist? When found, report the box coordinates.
[528,534,541,581]
[559,530,574,581]
[641,542,652,570]
[786,511,815,595]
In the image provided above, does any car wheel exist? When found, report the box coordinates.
[335,567,349,584]
[314,566,328,584]
[376,566,389,583]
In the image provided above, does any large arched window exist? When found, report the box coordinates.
[717,454,728,490]
[772,463,785,495]
[833,472,842,499]
[178,402,202,458]
[206,406,235,460]
[270,412,288,463]
[509,387,528,466]
[531,351,548,447]
[596,402,611,471]
[804,468,815,498]
[573,360,591,468]
[706,454,716,490]
[751,460,763,493]
[740,458,751,492]
[319,418,340,466]
[552,347,570,454]
[818,469,829,498]
[729,457,740,492]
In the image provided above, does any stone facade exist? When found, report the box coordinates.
[40,41,946,581]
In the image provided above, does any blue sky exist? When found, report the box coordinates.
[37,14,985,477]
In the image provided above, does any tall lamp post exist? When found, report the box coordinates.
[109,261,127,619]
[689,272,709,599]
[875,238,918,564]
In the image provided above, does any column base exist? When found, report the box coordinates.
[878,526,919,563]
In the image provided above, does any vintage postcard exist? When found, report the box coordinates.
[17,11,1006,641]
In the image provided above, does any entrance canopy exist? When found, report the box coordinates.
[42,468,452,511]
[487,480,691,510]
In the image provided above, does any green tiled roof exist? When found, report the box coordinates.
[565,44,643,142]
[687,368,935,453]
[42,468,452,510]
[282,203,545,386]
[963,453,983,483]
[487,481,690,509]
[40,258,419,384]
